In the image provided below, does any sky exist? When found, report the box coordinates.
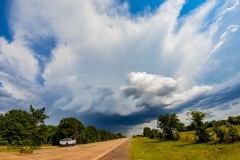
[0,0,240,136]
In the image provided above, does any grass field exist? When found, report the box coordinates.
[131,136,240,160]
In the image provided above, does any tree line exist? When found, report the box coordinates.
[142,109,240,143]
[0,105,125,148]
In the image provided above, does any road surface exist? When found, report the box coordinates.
[0,138,129,160]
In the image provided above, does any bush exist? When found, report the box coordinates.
[226,124,239,142]
[0,140,8,145]
[157,132,164,139]
[195,129,211,143]
[173,132,180,141]
[213,124,226,142]
[20,146,33,154]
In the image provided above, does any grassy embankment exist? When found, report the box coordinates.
[131,131,240,160]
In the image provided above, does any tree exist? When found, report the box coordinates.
[98,129,108,141]
[143,127,152,137]
[177,122,187,132]
[157,113,180,140]
[186,109,211,142]
[29,105,49,124]
[150,129,160,139]
[226,123,239,142]
[58,117,84,144]
[0,113,4,136]
[83,126,99,143]
[227,116,240,125]
[2,109,37,147]
[45,125,60,145]
[29,105,49,146]
[116,133,124,138]
[213,121,226,142]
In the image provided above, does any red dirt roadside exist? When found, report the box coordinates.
[0,138,131,160]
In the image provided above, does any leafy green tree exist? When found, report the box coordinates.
[58,117,84,144]
[157,113,180,140]
[29,105,49,147]
[0,113,4,135]
[187,109,210,142]
[213,122,226,142]
[98,129,108,141]
[177,122,187,132]
[2,109,37,147]
[32,124,50,147]
[106,131,117,140]
[143,127,152,137]
[0,113,7,145]
[116,133,124,138]
[186,122,197,131]
[0,113,3,121]
[226,123,239,142]
[29,105,49,124]
[46,125,60,145]
[150,129,159,139]
[227,116,240,125]
[83,126,99,143]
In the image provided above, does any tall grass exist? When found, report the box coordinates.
[179,131,195,142]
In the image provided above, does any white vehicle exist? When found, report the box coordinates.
[59,138,76,146]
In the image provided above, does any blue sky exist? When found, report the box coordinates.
[0,0,12,41]
[0,0,240,136]
[121,0,207,16]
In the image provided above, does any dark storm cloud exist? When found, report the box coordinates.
[78,106,168,133]
[75,74,240,134]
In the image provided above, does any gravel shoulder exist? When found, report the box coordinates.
[99,138,132,160]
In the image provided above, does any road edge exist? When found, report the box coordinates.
[92,138,129,160]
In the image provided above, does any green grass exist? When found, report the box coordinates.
[0,145,58,152]
[131,137,240,160]
[0,146,19,152]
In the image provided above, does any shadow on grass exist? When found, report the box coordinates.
[176,142,198,147]
[143,138,240,148]
[207,140,240,145]
[177,141,238,147]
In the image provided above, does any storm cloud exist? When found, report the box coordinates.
[0,0,240,135]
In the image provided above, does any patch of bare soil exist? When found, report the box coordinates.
[99,138,132,160]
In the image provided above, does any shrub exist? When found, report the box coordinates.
[226,124,239,142]
[173,132,180,141]
[213,124,226,142]
[195,128,211,143]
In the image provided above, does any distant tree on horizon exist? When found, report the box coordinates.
[143,127,152,137]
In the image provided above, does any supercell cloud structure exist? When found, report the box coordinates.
[0,0,240,135]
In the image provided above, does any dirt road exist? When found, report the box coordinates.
[0,138,130,160]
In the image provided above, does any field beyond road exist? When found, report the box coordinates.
[131,137,240,160]
[0,138,129,160]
